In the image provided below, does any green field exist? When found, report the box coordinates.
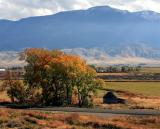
[104,82,160,97]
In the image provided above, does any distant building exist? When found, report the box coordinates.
[0,68,6,79]
[0,67,24,79]
[0,69,6,72]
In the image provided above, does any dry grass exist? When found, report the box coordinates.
[0,108,160,129]
[130,97,160,110]
[0,91,10,102]
[140,67,160,73]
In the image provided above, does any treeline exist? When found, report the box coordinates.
[96,66,141,73]
[1,48,104,107]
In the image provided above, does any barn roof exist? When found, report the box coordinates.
[103,91,118,99]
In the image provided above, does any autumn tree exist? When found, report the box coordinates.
[24,48,52,88]
[48,54,101,106]
[24,48,66,105]
[50,54,88,105]
[24,48,102,107]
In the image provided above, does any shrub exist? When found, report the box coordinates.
[65,113,80,125]
[7,120,21,128]
[2,80,26,103]
[6,81,26,103]
[24,117,38,124]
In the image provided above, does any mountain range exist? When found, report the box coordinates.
[1,6,160,50]
[0,6,160,66]
[63,46,160,66]
[1,46,160,67]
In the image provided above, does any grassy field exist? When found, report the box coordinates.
[140,67,160,73]
[0,108,160,129]
[104,82,160,97]
[94,82,160,110]
[96,67,160,97]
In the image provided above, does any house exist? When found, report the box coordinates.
[103,91,125,104]
[0,68,6,72]
[0,67,24,79]
[0,68,6,79]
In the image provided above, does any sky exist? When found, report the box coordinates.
[0,0,160,20]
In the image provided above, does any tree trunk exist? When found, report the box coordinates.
[78,91,82,107]
[66,86,72,105]
[11,96,14,103]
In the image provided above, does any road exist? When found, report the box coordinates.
[29,107,160,116]
[1,105,160,116]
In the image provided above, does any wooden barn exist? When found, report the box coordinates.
[103,91,125,104]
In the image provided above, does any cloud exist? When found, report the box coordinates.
[0,0,160,20]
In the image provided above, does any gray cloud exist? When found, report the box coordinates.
[0,0,160,20]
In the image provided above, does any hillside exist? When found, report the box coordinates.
[0,51,25,67]
[1,47,160,67]
[63,47,160,66]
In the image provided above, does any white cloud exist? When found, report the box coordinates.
[0,0,160,20]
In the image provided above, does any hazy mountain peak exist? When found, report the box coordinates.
[88,6,118,11]
[88,6,128,13]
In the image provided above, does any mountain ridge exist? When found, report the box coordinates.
[0,6,160,66]
[1,6,160,50]
[63,47,160,66]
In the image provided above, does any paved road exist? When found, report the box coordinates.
[29,107,160,116]
[1,106,160,116]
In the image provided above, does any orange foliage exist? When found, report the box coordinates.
[25,48,53,69]
[25,48,96,76]
[52,54,96,79]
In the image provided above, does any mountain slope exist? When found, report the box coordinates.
[63,46,160,66]
[1,46,160,67]
[0,51,25,67]
[0,6,160,50]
